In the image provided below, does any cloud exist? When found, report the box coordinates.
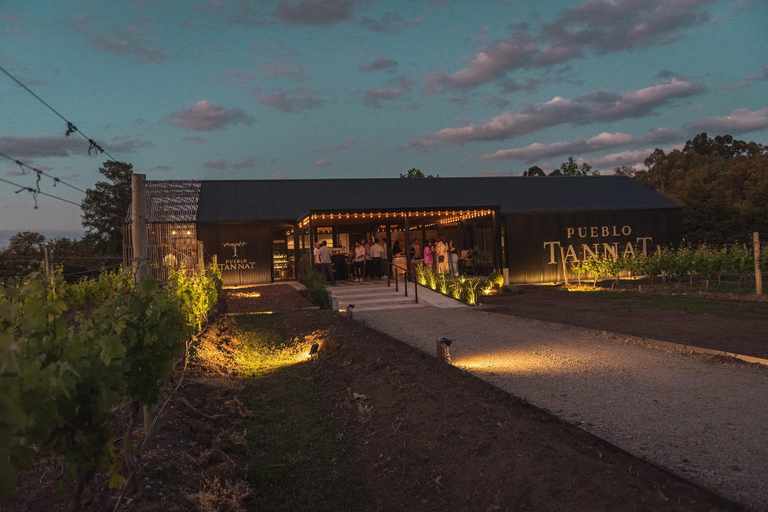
[406,137,435,153]
[582,150,651,169]
[0,135,85,158]
[233,157,257,169]
[263,60,304,79]
[364,76,417,107]
[228,3,277,26]
[277,0,359,25]
[225,69,256,85]
[109,136,155,153]
[641,127,685,145]
[427,0,715,92]
[148,165,172,172]
[167,100,254,131]
[480,132,635,163]
[254,87,324,113]
[483,94,510,109]
[727,66,768,90]
[431,79,704,145]
[203,159,227,170]
[184,136,207,144]
[360,12,422,34]
[272,171,285,179]
[359,58,398,73]
[684,108,768,134]
[314,159,333,167]
[76,14,165,64]
[316,139,355,154]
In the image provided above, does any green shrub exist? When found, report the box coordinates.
[487,271,504,289]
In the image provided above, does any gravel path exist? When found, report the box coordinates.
[356,307,768,510]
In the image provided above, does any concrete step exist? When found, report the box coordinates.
[339,295,417,307]
[352,302,427,312]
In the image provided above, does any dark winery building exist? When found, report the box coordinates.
[124,176,681,286]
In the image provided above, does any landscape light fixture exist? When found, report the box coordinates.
[436,337,453,364]
[309,342,319,356]
[346,304,355,320]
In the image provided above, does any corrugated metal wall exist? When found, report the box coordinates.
[505,209,682,284]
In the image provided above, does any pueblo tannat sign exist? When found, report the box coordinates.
[542,224,654,265]
[220,241,256,270]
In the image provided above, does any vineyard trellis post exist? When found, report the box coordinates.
[132,173,158,434]
[44,245,53,287]
[131,173,149,282]
[755,232,763,296]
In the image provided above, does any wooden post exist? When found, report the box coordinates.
[131,173,156,435]
[197,240,204,272]
[44,245,54,288]
[559,245,569,286]
[131,173,149,283]
[755,232,763,296]
[212,254,218,268]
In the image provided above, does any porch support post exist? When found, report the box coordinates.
[492,209,502,272]
[404,211,410,297]
[308,214,314,269]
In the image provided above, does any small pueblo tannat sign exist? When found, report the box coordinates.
[221,241,256,270]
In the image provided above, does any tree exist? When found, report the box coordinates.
[558,156,595,176]
[5,231,46,256]
[613,165,637,177]
[81,161,133,255]
[523,165,545,176]
[400,168,436,178]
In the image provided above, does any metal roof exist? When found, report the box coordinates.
[194,176,680,223]
[126,180,200,223]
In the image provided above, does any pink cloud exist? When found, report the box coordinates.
[184,136,207,144]
[168,100,254,131]
[0,135,85,158]
[427,0,716,92]
[203,159,227,170]
[254,87,324,113]
[431,80,704,145]
[277,0,359,25]
[314,159,333,167]
[684,108,768,134]
[233,157,257,169]
[316,139,355,154]
[481,132,635,163]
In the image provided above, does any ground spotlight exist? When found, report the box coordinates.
[346,304,355,319]
[436,337,453,364]
[309,342,319,356]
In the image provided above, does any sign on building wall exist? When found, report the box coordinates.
[542,224,655,265]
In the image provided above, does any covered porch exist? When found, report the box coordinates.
[273,206,503,283]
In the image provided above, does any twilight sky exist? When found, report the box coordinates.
[1,0,767,232]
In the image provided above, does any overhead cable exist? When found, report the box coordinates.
[0,65,118,161]
[0,151,87,194]
[0,176,82,208]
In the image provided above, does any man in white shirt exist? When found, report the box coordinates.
[318,241,335,284]
[313,242,320,270]
[370,238,384,279]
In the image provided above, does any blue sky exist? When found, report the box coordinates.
[1,0,767,232]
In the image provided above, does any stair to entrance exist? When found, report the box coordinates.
[329,279,424,312]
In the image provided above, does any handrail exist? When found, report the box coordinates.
[382,259,418,304]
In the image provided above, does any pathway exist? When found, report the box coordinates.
[355,306,768,510]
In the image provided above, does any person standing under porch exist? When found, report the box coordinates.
[318,240,335,284]
[370,238,384,279]
[435,236,449,274]
[364,238,373,279]
[353,240,366,282]
[313,242,320,271]
[423,240,433,270]
[449,240,459,277]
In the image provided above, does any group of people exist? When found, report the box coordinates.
[314,235,476,284]
[416,236,464,277]
[314,237,396,284]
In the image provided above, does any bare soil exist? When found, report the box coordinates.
[480,286,768,360]
[2,285,744,511]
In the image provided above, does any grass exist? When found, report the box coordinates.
[567,289,768,315]
[231,314,367,512]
